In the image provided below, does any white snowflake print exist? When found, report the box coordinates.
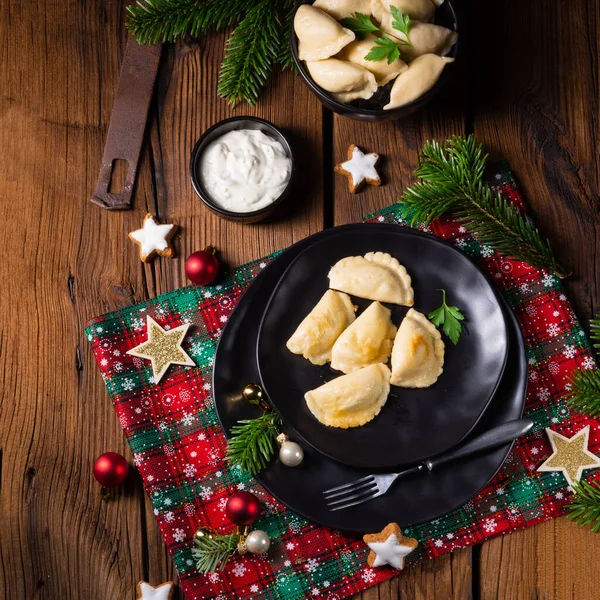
[551,417,559,424]
[219,315,227,323]
[96,326,103,333]
[100,358,108,367]
[203,382,212,391]
[323,581,330,588]
[186,559,193,567]
[191,342,203,356]
[455,238,467,249]
[547,323,560,336]
[250,584,259,593]
[312,588,320,596]
[458,226,467,233]
[132,317,144,331]
[305,558,319,573]
[200,486,211,501]
[164,511,175,522]
[114,362,123,372]
[528,357,536,365]
[218,498,227,511]
[134,453,143,466]
[529,371,538,381]
[286,542,295,550]
[434,539,444,548]
[179,389,191,402]
[538,388,551,402]
[147,475,155,482]
[164,444,175,456]
[236,482,246,490]
[259,262,267,269]
[184,464,197,478]
[181,412,195,427]
[526,305,537,317]
[582,356,596,370]
[519,283,530,293]
[135,407,142,414]
[172,528,185,543]
[542,273,555,287]
[208,572,220,583]
[481,245,494,258]
[548,362,559,375]
[490,505,498,512]
[216,285,222,290]
[122,378,135,391]
[531,447,539,455]
[232,562,247,578]
[496,488,505,496]
[113,349,121,357]
[153,508,159,516]
[164,498,172,506]
[184,503,195,516]
[159,422,169,431]
[555,491,564,500]
[553,311,560,317]
[564,345,577,359]
[204,291,212,298]
[133,357,144,368]
[446,533,454,539]
[87,334,93,341]
[190,451,197,458]
[119,414,128,428]
[284,560,291,567]
[361,568,376,583]
[483,518,497,533]
[198,432,207,441]
[377,215,385,222]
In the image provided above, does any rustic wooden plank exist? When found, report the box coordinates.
[472,0,600,598]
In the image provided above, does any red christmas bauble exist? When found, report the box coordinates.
[225,491,262,526]
[93,452,129,488]
[185,247,219,285]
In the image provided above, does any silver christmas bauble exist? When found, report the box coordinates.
[245,529,270,555]
[279,441,304,467]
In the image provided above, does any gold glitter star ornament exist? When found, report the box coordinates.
[127,316,195,384]
[538,426,600,486]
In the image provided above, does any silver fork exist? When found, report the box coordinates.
[323,419,533,511]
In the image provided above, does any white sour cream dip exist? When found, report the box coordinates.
[199,129,292,213]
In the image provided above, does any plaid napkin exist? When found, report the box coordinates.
[86,164,599,600]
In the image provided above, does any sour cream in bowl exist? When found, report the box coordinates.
[191,117,295,223]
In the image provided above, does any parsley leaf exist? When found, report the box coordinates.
[389,6,411,44]
[364,36,401,64]
[428,289,465,345]
[339,12,379,40]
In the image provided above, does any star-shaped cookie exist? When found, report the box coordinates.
[127,315,195,384]
[129,213,178,262]
[363,522,418,570]
[136,581,174,600]
[538,426,600,486]
[335,144,381,193]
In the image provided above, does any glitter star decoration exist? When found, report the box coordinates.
[363,523,418,570]
[537,426,600,486]
[127,316,195,384]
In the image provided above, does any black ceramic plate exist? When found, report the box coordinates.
[212,225,527,532]
[257,225,509,470]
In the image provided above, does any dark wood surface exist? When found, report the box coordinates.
[1,1,599,598]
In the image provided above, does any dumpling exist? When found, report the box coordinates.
[305,59,378,103]
[336,34,408,86]
[383,54,453,110]
[313,0,373,19]
[390,308,444,387]
[328,251,414,306]
[294,5,355,61]
[380,17,457,61]
[371,0,436,23]
[331,302,397,373]
[305,363,391,428]
[286,290,356,365]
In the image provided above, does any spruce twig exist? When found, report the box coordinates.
[192,532,240,573]
[399,135,567,278]
[568,480,600,532]
[566,369,600,418]
[226,411,283,475]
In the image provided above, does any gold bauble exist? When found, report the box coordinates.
[242,382,263,404]
[193,528,214,543]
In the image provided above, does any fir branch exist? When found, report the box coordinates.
[226,411,283,475]
[568,480,600,532]
[399,135,568,278]
[591,315,600,353]
[566,369,600,417]
[217,0,280,106]
[192,532,240,573]
[275,0,298,70]
[126,0,255,44]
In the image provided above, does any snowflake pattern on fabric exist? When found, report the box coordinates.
[86,164,600,600]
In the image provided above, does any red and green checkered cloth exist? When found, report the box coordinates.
[87,164,599,600]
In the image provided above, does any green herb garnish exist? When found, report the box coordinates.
[341,9,411,64]
[428,289,465,345]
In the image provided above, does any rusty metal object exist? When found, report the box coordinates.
[91,35,162,210]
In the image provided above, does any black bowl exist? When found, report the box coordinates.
[190,116,296,223]
[290,1,459,122]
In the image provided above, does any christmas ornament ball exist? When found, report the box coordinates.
[242,382,263,404]
[245,529,270,555]
[279,440,304,467]
[185,247,219,285]
[193,528,214,544]
[93,452,129,487]
[225,491,262,526]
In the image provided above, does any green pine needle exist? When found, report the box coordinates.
[568,480,600,532]
[591,315,600,353]
[192,532,240,573]
[399,135,568,278]
[226,411,283,475]
[217,0,280,106]
[566,368,600,417]
[275,0,298,70]
[428,288,465,345]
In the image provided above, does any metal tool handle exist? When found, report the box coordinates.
[91,35,162,210]
[425,419,533,471]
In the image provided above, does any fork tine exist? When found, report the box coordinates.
[324,477,377,500]
[322,475,374,496]
[329,489,383,511]
[326,482,379,507]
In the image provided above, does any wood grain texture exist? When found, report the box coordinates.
[1,0,599,598]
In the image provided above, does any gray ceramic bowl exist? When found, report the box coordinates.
[190,117,296,223]
[291,1,459,122]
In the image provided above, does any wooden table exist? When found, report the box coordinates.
[2,1,599,598]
